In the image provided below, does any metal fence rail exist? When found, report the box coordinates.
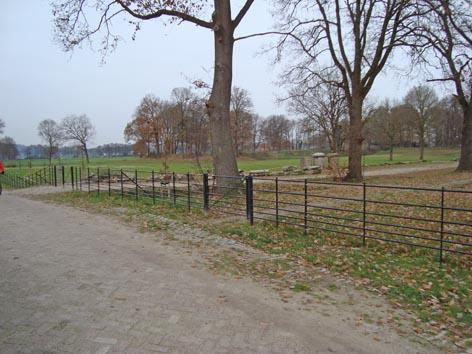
[0,166,57,189]
[2,166,471,263]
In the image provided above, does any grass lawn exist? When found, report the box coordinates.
[5,147,459,174]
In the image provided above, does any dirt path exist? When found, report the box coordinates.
[363,162,457,177]
[0,193,442,354]
[247,162,458,183]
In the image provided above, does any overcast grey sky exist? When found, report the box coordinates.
[0,0,424,147]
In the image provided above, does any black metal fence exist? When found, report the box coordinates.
[2,166,471,262]
[0,166,57,189]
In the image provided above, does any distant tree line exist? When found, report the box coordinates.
[16,143,134,161]
[124,83,464,160]
[124,86,302,157]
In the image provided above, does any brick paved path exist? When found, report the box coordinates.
[0,193,439,353]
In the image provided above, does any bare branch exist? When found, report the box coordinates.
[115,0,213,29]
[233,0,255,28]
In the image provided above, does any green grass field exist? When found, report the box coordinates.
[5,147,459,174]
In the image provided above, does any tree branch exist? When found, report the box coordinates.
[233,0,255,28]
[115,0,213,29]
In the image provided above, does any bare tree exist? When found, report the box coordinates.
[0,136,18,160]
[171,87,198,155]
[136,94,165,156]
[364,100,402,160]
[231,87,253,155]
[124,117,152,157]
[288,78,346,153]
[52,0,259,180]
[61,115,96,163]
[412,0,472,170]
[0,119,4,135]
[38,119,63,164]
[276,0,418,180]
[404,85,438,160]
[431,96,463,147]
[260,115,294,151]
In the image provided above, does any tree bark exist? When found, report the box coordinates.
[345,94,363,181]
[206,1,239,180]
[457,105,472,171]
[389,144,393,161]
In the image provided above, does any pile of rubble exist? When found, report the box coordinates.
[244,152,339,177]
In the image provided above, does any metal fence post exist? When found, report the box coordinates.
[108,168,111,197]
[203,173,209,212]
[173,172,176,205]
[275,177,279,228]
[246,176,254,225]
[440,187,445,264]
[151,170,156,205]
[54,165,57,187]
[75,167,79,190]
[245,176,249,220]
[79,167,82,191]
[120,169,124,199]
[135,169,138,201]
[187,173,191,212]
[70,166,74,191]
[62,166,65,187]
[304,178,308,234]
[87,168,90,194]
[363,183,367,246]
[97,168,100,196]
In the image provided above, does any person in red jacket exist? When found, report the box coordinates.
[0,160,3,195]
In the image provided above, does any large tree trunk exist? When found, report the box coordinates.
[457,105,472,171]
[345,94,363,181]
[206,1,239,180]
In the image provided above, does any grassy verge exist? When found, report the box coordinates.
[36,189,471,348]
[212,221,471,341]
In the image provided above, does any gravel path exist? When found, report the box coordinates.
[0,193,441,353]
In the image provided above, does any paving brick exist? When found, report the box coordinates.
[0,194,440,354]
